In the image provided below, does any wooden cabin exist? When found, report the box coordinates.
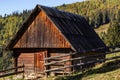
[6,5,107,76]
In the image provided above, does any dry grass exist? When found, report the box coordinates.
[95,23,110,34]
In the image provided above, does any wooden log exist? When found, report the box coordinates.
[0,71,24,78]
[44,50,120,66]
[44,49,120,61]
[44,55,120,72]
[0,65,24,73]
[50,64,64,66]
[44,52,76,60]
[44,56,84,66]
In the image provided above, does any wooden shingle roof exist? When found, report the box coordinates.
[7,5,107,52]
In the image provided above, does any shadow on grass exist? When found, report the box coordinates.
[55,59,120,80]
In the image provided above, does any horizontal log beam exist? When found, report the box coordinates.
[0,65,24,72]
[44,55,120,72]
[44,56,84,66]
[44,53,73,60]
[44,50,120,66]
[0,71,24,78]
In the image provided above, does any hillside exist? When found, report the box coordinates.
[57,0,120,28]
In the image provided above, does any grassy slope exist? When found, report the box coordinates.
[95,23,110,34]
[81,52,120,80]
[51,52,120,80]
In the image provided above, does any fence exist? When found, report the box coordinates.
[0,64,24,78]
[44,48,120,76]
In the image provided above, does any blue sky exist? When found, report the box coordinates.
[0,0,83,16]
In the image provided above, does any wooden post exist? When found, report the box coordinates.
[14,57,18,73]
[44,51,48,79]
[13,51,19,73]
[22,63,25,79]
[63,60,65,76]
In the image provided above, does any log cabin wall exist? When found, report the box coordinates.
[18,53,34,74]
[13,48,47,74]
[14,10,71,49]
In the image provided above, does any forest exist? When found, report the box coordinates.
[0,0,120,70]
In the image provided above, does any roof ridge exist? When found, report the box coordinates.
[37,4,83,19]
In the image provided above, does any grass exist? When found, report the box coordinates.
[0,75,23,80]
[95,23,110,34]
[52,52,120,80]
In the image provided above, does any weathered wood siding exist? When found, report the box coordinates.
[14,11,70,48]
[18,53,34,73]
